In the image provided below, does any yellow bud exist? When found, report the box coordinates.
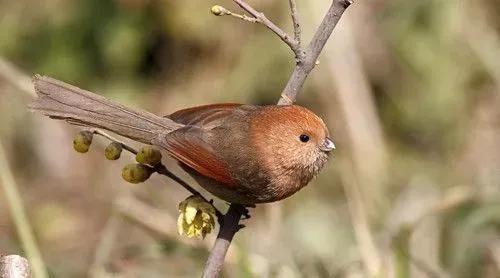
[121,164,152,184]
[73,131,93,153]
[211,5,227,16]
[177,195,216,239]
[136,145,162,165]
[104,142,123,160]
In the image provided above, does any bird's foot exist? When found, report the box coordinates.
[238,204,256,220]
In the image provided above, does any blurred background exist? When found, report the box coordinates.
[0,0,500,277]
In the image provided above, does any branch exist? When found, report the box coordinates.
[1,255,31,278]
[288,0,302,49]
[202,204,245,278]
[203,1,352,276]
[278,0,353,105]
[231,0,302,59]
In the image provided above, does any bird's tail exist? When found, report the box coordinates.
[28,75,181,144]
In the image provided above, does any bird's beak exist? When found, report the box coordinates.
[320,137,336,152]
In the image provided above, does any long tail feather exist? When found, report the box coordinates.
[28,75,182,144]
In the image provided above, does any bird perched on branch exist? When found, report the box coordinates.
[29,75,335,205]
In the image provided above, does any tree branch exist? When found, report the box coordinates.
[278,0,353,105]
[202,204,245,278]
[203,1,353,276]
[288,0,302,49]
[2,0,352,275]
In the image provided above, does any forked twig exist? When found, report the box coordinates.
[279,0,353,105]
[217,0,353,104]
[231,0,302,59]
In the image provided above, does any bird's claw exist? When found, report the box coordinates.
[236,204,255,220]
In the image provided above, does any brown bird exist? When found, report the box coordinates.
[28,75,335,205]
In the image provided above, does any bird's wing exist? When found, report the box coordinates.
[152,126,236,186]
[165,103,243,127]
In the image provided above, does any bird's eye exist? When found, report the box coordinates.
[299,134,310,143]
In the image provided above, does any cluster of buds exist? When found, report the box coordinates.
[121,145,163,183]
[72,131,162,184]
[72,131,217,239]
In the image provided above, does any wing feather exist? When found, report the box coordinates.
[153,127,235,186]
[166,103,242,127]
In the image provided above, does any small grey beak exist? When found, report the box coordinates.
[320,137,336,152]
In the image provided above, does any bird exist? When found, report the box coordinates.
[28,75,335,205]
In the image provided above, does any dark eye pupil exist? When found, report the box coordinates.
[299,134,310,143]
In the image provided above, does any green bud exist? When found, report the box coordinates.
[73,131,93,153]
[136,145,162,165]
[105,142,123,160]
[211,5,227,16]
[121,164,153,184]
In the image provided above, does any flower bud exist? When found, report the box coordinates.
[136,145,162,165]
[177,195,216,239]
[211,5,228,16]
[73,131,93,153]
[121,163,153,184]
[105,142,123,160]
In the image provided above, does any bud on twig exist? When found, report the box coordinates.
[104,142,123,160]
[73,131,93,153]
[121,164,153,184]
[211,5,229,16]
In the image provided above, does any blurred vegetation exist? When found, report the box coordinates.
[1,0,500,277]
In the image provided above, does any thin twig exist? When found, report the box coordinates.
[87,128,200,195]
[232,0,300,57]
[87,128,221,214]
[0,141,48,278]
[1,255,31,278]
[223,10,260,23]
[154,164,200,196]
[288,0,302,49]
[89,128,138,154]
[203,204,245,278]
[278,0,353,105]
